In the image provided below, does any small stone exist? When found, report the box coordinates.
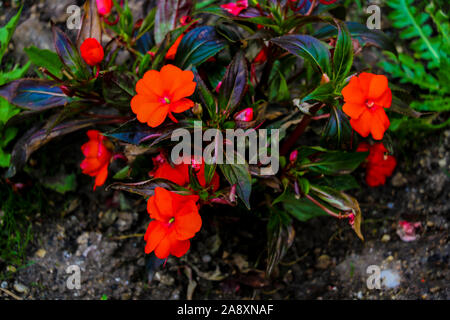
[202,255,212,263]
[426,221,434,227]
[438,158,446,168]
[430,286,440,293]
[316,254,331,269]
[391,172,407,187]
[13,282,29,294]
[386,255,394,262]
[1,281,7,289]
[36,249,46,258]
[381,234,391,243]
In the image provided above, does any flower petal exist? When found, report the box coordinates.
[154,236,171,259]
[147,104,169,127]
[342,102,365,119]
[169,98,194,113]
[94,164,109,190]
[368,74,389,99]
[141,70,165,96]
[144,221,169,254]
[350,111,372,138]
[174,201,202,240]
[342,76,366,104]
[370,108,390,140]
[374,87,392,109]
[170,238,190,258]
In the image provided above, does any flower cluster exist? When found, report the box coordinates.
[357,142,397,187]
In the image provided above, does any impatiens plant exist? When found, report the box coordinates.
[0,0,418,273]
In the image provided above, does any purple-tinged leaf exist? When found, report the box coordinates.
[107,178,180,197]
[154,0,192,45]
[218,51,248,115]
[52,24,86,73]
[77,0,102,48]
[0,79,69,110]
[6,118,112,178]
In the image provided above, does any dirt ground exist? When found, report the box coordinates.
[0,125,448,300]
[0,0,449,300]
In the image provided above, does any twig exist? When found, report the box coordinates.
[0,288,23,300]
[109,233,145,240]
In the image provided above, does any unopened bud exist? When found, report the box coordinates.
[320,73,330,84]
[289,150,298,163]
[234,108,253,122]
[192,103,203,116]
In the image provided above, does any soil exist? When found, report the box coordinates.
[0,1,449,300]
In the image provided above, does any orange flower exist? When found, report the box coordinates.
[341,73,392,140]
[80,130,112,190]
[131,64,196,127]
[80,38,104,66]
[357,142,397,187]
[165,34,183,60]
[144,187,201,259]
[151,154,220,192]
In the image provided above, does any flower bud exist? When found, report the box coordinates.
[234,108,253,122]
[289,150,298,163]
[80,38,104,66]
[192,103,203,116]
[96,0,113,16]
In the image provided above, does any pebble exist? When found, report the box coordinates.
[36,249,46,258]
[202,255,212,263]
[316,255,331,269]
[13,282,29,294]
[381,234,391,243]
[1,281,7,289]
[391,172,408,187]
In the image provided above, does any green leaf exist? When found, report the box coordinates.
[297,82,335,104]
[282,195,328,222]
[219,151,252,209]
[271,34,331,75]
[300,148,368,175]
[387,0,440,63]
[332,21,353,85]
[42,172,77,194]
[316,175,360,191]
[0,5,23,63]
[24,46,64,78]
[321,106,352,149]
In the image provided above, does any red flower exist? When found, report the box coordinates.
[96,0,113,16]
[144,187,201,259]
[80,38,104,66]
[220,0,248,16]
[131,64,196,127]
[357,142,397,187]
[80,130,112,190]
[151,154,220,192]
[342,73,392,140]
